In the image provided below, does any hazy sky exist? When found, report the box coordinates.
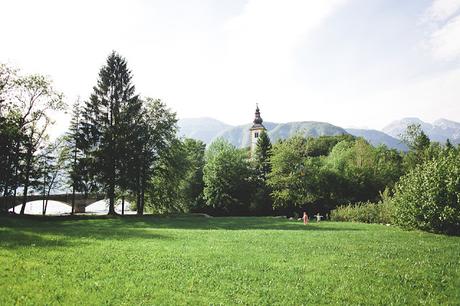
[1,0,460,131]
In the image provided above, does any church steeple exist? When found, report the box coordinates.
[252,103,264,128]
[253,104,263,125]
[249,104,266,155]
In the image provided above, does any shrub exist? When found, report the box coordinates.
[392,150,460,235]
[330,200,394,224]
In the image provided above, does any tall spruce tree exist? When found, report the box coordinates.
[254,131,272,181]
[65,99,95,214]
[81,51,141,215]
[252,131,273,214]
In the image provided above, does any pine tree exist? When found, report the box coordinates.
[65,99,92,214]
[251,131,273,214]
[254,131,272,181]
[81,51,140,215]
[445,139,454,151]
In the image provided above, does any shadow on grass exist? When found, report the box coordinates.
[1,214,362,232]
[0,229,77,249]
[116,215,364,232]
[0,214,362,250]
[0,215,173,249]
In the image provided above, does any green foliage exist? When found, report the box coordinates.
[147,138,190,213]
[251,131,273,214]
[392,149,460,235]
[1,216,459,304]
[147,138,206,214]
[36,137,67,214]
[0,110,22,202]
[254,130,272,180]
[400,124,432,170]
[0,63,64,214]
[181,138,206,211]
[268,135,403,214]
[203,138,253,214]
[268,135,323,209]
[79,53,179,215]
[330,201,394,224]
[81,51,141,214]
[304,134,355,157]
[135,98,178,213]
[326,139,403,203]
[64,99,97,212]
[400,124,430,152]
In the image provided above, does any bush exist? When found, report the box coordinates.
[330,200,394,224]
[392,150,460,235]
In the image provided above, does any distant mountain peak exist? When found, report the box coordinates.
[433,118,460,127]
[178,116,460,150]
[383,117,460,144]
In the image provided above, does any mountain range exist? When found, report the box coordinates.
[178,117,460,151]
[383,118,460,144]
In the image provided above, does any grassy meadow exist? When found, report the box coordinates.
[1,215,459,305]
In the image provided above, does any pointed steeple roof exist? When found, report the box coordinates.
[251,103,265,130]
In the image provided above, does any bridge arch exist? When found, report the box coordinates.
[1,193,106,213]
[9,200,72,215]
[4,196,135,215]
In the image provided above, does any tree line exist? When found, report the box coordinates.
[1,52,458,231]
[0,52,178,215]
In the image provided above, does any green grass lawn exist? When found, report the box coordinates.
[1,215,459,305]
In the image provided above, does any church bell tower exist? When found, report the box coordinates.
[250,104,266,154]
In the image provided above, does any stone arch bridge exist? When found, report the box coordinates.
[0,193,106,213]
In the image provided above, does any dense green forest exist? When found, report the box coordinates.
[1,53,459,234]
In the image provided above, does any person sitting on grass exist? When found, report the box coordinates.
[303,212,309,225]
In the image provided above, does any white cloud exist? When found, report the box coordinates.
[1,0,459,133]
[211,0,347,122]
[426,0,460,21]
[223,0,346,88]
[424,0,460,61]
[430,15,460,60]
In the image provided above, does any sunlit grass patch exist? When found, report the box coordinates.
[1,215,459,305]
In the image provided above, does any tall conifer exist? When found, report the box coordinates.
[255,131,272,181]
[81,51,140,214]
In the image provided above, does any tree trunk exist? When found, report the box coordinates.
[140,187,145,215]
[11,141,20,214]
[20,146,32,215]
[20,182,28,215]
[71,184,76,215]
[136,171,142,215]
[71,138,78,214]
[136,191,141,215]
[1,181,9,213]
[108,184,115,215]
[121,195,125,215]
[44,177,55,216]
[139,166,146,215]
[3,141,17,198]
[12,188,17,213]
[108,161,116,215]
[44,198,49,215]
[2,154,11,197]
[42,175,46,215]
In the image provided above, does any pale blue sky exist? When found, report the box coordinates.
[1,0,459,132]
